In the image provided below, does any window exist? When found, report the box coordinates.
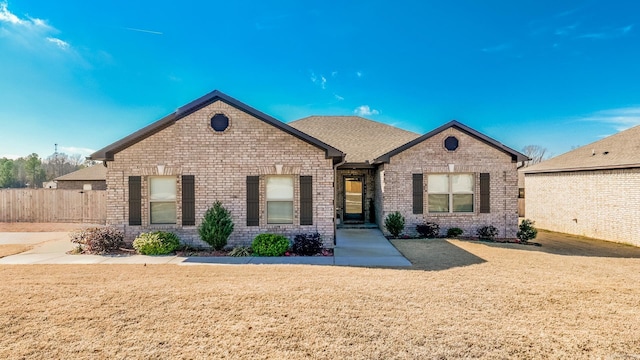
[149,177,176,224]
[266,176,293,224]
[428,174,474,213]
[210,113,229,132]
[444,136,459,151]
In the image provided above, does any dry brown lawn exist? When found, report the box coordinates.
[1,237,640,359]
[0,244,31,258]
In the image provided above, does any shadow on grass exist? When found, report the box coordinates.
[472,230,640,259]
[391,239,486,271]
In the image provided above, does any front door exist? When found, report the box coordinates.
[344,176,364,222]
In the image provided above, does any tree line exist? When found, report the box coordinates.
[0,153,94,188]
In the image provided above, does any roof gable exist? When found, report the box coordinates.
[289,116,420,164]
[374,120,528,163]
[523,124,640,174]
[55,165,107,181]
[89,90,344,162]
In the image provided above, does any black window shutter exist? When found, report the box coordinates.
[246,176,259,226]
[300,176,313,225]
[128,176,142,226]
[412,173,423,214]
[182,175,195,226]
[480,173,490,213]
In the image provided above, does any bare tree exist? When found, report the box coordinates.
[521,145,549,167]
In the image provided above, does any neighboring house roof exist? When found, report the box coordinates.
[374,120,528,164]
[89,90,344,162]
[55,165,107,181]
[522,124,640,174]
[288,116,420,164]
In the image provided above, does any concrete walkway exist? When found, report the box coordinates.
[334,228,412,266]
[0,229,411,267]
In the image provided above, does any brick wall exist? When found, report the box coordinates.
[380,127,519,238]
[105,100,335,247]
[525,169,640,246]
[56,180,107,190]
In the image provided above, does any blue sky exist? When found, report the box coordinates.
[1,0,639,160]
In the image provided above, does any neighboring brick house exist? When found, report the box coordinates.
[522,125,640,246]
[90,90,526,246]
[54,165,107,190]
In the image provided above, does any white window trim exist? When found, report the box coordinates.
[428,173,475,214]
[149,176,177,224]
[266,175,294,224]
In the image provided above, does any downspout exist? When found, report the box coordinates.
[333,158,346,246]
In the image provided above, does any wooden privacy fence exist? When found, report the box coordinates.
[0,189,106,224]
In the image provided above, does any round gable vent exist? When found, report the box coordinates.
[210,114,229,132]
[444,136,459,151]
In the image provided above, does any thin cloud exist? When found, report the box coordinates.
[310,71,327,89]
[47,37,69,49]
[0,2,69,50]
[0,2,51,30]
[555,7,582,18]
[334,94,344,101]
[354,105,379,116]
[481,43,510,53]
[356,71,362,78]
[123,27,163,35]
[578,107,640,131]
[555,23,578,36]
[578,25,633,40]
[0,153,21,160]
[59,146,95,157]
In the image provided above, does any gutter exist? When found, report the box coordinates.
[332,157,347,246]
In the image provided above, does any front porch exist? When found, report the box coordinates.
[335,168,377,226]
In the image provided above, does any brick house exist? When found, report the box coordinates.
[90,90,526,246]
[522,125,640,246]
[54,165,107,190]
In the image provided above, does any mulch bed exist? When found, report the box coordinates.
[70,246,334,257]
[389,235,541,246]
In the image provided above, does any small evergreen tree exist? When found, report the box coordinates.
[384,211,405,238]
[517,219,538,243]
[198,201,234,250]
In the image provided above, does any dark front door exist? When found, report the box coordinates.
[344,176,364,222]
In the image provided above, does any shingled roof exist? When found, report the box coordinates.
[55,165,107,181]
[89,90,344,162]
[288,116,420,164]
[523,124,640,174]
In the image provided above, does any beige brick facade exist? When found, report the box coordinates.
[105,100,335,247]
[525,169,640,246]
[377,127,520,238]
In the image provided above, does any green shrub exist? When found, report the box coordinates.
[251,234,290,256]
[446,227,464,238]
[517,219,538,243]
[416,222,440,238]
[70,227,124,254]
[384,211,405,238]
[292,233,323,256]
[228,246,252,257]
[133,231,180,255]
[477,225,499,240]
[198,201,234,250]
